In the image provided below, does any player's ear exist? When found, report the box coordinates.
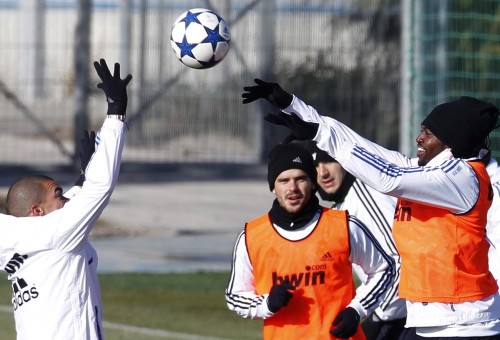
[30,204,44,216]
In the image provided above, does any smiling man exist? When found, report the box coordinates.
[241,78,500,339]
[226,142,396,339]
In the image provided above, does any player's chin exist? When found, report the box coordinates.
[284,201,305,214]
[320,184,337,195]
[417,155,427,166]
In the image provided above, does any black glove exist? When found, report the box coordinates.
[267,280,295,313]
[264,111,319,144]
[74,130,96,187]
[242,78,293,109]
[330,307,360,338]
[94,59,132,116]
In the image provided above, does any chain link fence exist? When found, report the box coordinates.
[0,0,498,167]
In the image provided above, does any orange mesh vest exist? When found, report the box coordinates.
[392,160,498,303]
[246,208,365,340]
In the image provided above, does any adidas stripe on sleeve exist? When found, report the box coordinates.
[347,215,396,317]
[285,95,478,214]
[225,230,274,320]
[336,180,402,317]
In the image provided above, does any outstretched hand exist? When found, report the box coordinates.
[242,78,293,109]
[94,59,132,116]
[264,111,319,144]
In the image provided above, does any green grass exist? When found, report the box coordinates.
[0,271,261,340]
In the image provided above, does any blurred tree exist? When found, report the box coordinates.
[275,0,401,150]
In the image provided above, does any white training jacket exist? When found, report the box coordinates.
[283,96,500,337]
[225,212,396,321]
[323,180,406,322]
[487,157,500,284]
[0,118,126,340]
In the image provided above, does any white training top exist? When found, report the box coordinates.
[0,118,126,340]
[487,157,500,284]
[283,95,500,337]
[324,179,406,322]
[225,212,396,321]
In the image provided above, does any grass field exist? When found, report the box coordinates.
[0,271,261,340]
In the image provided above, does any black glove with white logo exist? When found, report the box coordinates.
[330,307,360,338]
[74,130,96,187]
[264,111,320,144]
[242,78,293,109]
[94,59,132,116]
[267,280,295,313]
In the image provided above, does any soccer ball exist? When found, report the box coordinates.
[170,8,231,69]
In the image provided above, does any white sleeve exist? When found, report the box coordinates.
[337,181,402,316]
[283,95,413,166]
[225,230,274,319]
[487,181,500,282]
[47,118,126,251]
[285,95,479,214]
[346,215,396,319]
[63,186,81,199]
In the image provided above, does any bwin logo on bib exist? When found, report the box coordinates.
[11,277,39,311]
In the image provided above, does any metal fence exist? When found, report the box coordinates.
[0,0,498,167]
[400,0,500,157]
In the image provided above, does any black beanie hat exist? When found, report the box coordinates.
[421,96,499,158]
[267,143,317,191]
[303,140,335,164]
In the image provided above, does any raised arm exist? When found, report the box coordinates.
[49,59,132,251]
[242,80,480,213]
